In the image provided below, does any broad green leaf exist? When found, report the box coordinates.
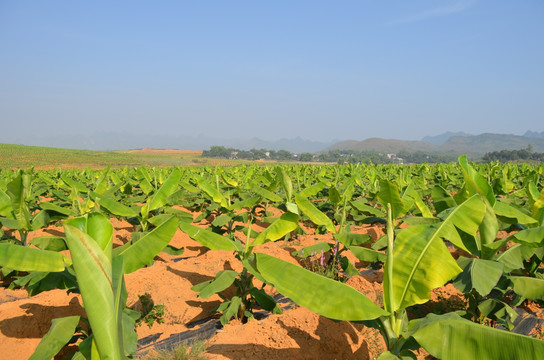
[350,200,385,217]
[147,213,174,227]
[480,204,499,246]
[409,312,544,360]
[496,244,534,272]
[63,223,122,360]
[402,217,440,226]
[7,172,31,230]
[285,201,299,214]
[249,288,283,314]
[435,195,486,253]
[255,253,388,321]
[29,316,80,360]
[148,168,182,211]
[221,173,238,187]
[179,181,199,193]
[478,298,518,326]
[14,270,77,296]
[0,216,22,230]
[197,178,228,208]
[120,309,138,356]
[349,246,386,262]
[533,187,544,224]
[402,183,433,218]
[0,189,12,217]
[510,276,544,300]
[384,224,462,312]
[378,351,416,360]
[61,174,88,193]
[161,244,185,255]
[511,226,544,247]
[295,194,335,233]
[31,210,50,230]
[431,186,456,214]
[66,213,113,258]
[329,186,341,205]
[251,185,282,203]
[251,212,299,247]
[212,214,231,228]
[453,257,504,297]
[229,196,260,211]
[111,256,137,357]
[90,191,137,217]
[116,216,178,274]
[179,222,239,251]
[39,202,75,216]
[494,201,537,225]
[220,296,242,325]
[0,243,70,272]
[336,231,372,247]
[30,236,67,251]
[299,182,326,198]
[93,165,110,195]
[164,207,194,223]
[458,155,495,206]
[136,168,154,194]
[340,257,361,277]
[192,270,238,299]
[278,168,293,202]
[527,181,540,204]
[378,180,404,220]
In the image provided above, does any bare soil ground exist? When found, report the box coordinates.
[125,149,203,155]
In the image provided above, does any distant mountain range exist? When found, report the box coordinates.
[523,130,544,139]
[421,131,472,146]
[3,130,544,157]
[325,131,544,157]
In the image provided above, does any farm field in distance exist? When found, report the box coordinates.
[0,143,260,169]
[0,146,543,359]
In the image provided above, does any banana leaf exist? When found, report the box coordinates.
[251,212,299,247]
[408,312,544,360]
[29,316,80,360]
[0,243,71,272]
[295,194,335,233]
[64,223,122,360]
[255,253,388,321]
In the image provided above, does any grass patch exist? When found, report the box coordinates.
[145,340,208,360]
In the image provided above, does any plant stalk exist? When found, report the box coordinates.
[385,203,397,334]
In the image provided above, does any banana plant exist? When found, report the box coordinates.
[179,170,300,325]
[180,211,298,325]
[1,212,178,359]
[256,195,544,359]
[449,156,543,328]
[0,170,51,246]
[293,182,386,279]
[91,168,182,232]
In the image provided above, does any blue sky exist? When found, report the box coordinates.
[1,0,543,144]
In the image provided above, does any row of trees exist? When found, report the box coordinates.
[483,148,544,162]
[202,146,298,161]
[202,146,458,164]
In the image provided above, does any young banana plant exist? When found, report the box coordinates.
[1,212,178,359]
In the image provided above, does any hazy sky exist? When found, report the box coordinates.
[1,0,543,143]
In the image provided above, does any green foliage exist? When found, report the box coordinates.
[135,293,166,328]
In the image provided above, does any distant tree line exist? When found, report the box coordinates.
[202,146,459,164]
[202,146,298,161]
[483,147,544,162]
